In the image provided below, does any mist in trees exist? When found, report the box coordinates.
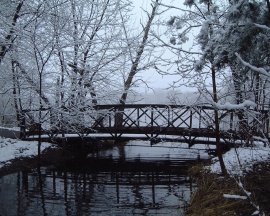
[0,0,269,173]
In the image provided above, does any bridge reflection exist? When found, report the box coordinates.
[0,157,195,215]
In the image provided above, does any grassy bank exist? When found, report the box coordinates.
[186,163,270,215]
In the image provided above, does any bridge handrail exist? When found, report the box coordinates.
[20,103,270,113]
[19,103,269,139]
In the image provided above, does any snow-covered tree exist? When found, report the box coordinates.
[0,0,164,138]
[0,0,25,65]
[158,0,270,174]
[207,0,270,107]
[159,0,230,175]
[119,0,162,105]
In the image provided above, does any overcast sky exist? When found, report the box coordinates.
[130,0,195,93]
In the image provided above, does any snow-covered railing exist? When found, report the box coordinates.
[19,104,269,144]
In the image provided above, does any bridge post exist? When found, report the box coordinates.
[198,107,202,128]
[114,107,118,138]
[20,110,26,139]
[109,113,112,127]
[264,110,269,140]
[189,109,193,129]
[151,106,154,139]
[167,106,170,126]
[137,107,140,127]
[230,112,233,130]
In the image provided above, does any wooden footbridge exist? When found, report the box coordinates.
[19,104,269,146]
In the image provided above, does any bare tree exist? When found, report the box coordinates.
[119,0,160,105]
[46,0,134,134]
[0,0,25,65]
[53,0,132,108]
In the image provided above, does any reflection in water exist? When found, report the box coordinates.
[0,162,193,215]
[0,142,205,215]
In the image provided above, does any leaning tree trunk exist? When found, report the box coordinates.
[117,0,159,126]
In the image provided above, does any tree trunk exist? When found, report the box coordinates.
[211,65,227,176]
[11,60,22,124]
[13,60,51,106]
[0,0,25,65]
[230,63,249,140]
[119,0,159,105]
[117,1,158,127]
[266,0,270,12]
[230,64,243,105]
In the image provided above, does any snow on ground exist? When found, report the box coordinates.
[0,137,53,169]
[210,142,270,175]
[1,134,269,177]
[223,194,247,200]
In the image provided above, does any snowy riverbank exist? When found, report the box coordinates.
[209,142,270,175]
[0,136,270,177]
[0,137,54,169]
[188,142,270,216]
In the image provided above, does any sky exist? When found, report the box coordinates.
[131,0,192,92]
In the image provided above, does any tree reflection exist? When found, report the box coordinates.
[37,166,47,216]
[3,158,195,215]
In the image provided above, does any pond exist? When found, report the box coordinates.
[0,141,209,216]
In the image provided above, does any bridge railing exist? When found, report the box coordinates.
[19,104,269,143]
[91,104,268,130]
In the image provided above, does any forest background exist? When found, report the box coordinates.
[0,0,270,176]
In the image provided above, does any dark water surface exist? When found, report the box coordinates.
[0,141,207,216]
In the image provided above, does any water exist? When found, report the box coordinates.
[0,141,209,216]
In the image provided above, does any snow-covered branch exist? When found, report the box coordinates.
[236,179,265,216]
[223,194,247,200]
[153,33,202,55]
[235,53,270,78]
[157,2,195,13]
[254,23,270,31]
[198,89,257,110]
